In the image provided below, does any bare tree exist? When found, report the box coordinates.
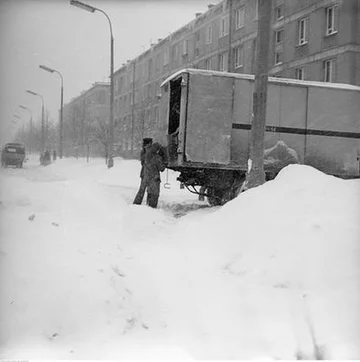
[90,116,110,163]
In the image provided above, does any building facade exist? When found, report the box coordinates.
[62,82,110,158]
[113,0,359,159]
[64,0,358,159]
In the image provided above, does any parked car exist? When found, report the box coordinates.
[1,143,26,168]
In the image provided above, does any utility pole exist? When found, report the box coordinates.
[131,60,136,157]
[39,65,64,158]
[243,0,272,190]
[60,81,64,158]
[108,32,114,168]
[227,0,233,72]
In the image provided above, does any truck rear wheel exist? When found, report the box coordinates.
[207,187,233,206]
[206,178,245,206]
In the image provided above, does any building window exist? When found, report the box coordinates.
[275,5,284,20]
[154,106,159,121]
[274,51,282,65]
[206,26,213,44]
[137,64,142,80]
[172,44,178,63]
[205,59,212,70]
[324,59,335,82]
[163,48,169,65]
[220,15,229,37]
[155,54,161,72]
[298,17,308,45]
[196,30,200,42]
[275,29,283,44]
[254,0,259,20]
[195,47,200,58]
[295,67,305,80]
[182,39,188,55]
[219,52,228,72]
[234,46,244,69]
[235,7,245,29]
[325,5,337,35]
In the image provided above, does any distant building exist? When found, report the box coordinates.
[113,0,359,158]
[62,82,110,158]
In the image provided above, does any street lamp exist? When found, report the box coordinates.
[39,64,64,159]
[13,114,24,143]
[19,105,33,154]
[70,0,114,169]
[26,90,45,157]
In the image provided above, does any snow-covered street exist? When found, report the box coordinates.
[0,156,359,360]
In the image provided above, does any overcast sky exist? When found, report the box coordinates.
[0,0,220,145]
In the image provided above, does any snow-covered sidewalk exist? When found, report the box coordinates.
[0,156,359,359]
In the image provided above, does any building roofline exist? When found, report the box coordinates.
[113,1,223,77]
[66,82,110,105]
[160,68,360,91]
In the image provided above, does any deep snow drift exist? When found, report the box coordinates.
[0,156,359,360]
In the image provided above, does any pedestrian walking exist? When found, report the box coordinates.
[133,138,153,205]
[43,149,51,166]
[53,150,57,161]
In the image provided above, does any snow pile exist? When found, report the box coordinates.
[0,157,359,360]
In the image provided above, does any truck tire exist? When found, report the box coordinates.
[207,180,244,206]
[207,187,228,206]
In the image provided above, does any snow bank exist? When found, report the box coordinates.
[0,157,359,360]
[157,164,360,359]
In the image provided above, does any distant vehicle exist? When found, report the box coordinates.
[158,69,360,205]
[1,143,26,168]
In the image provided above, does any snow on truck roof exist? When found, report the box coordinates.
[160,68,360,92]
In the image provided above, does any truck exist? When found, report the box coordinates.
[157,69,360,205]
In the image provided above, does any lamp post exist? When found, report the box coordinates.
[26,90,45,157]
[13,114,24,143]
[70,0,114,168]
[39,65,64,159]
[19,105,33,154]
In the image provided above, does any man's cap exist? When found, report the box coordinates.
[143,138,153,146]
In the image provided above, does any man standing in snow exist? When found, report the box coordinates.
[143,142,167,208]
[133,138,153,205]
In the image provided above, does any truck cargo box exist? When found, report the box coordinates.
[158,69,360,204]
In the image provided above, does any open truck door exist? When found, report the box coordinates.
[184,72,233,165]
[163,71,233,167]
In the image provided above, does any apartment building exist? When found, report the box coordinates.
[114,0,360,158]
[62,82,110,157]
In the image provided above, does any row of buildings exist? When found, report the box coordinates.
[62,0,360,159]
